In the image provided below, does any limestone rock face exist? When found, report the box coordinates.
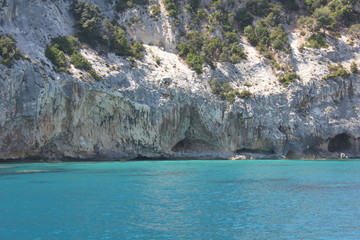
[0,0,359,160]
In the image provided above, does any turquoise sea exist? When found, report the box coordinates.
[1,160,360,240]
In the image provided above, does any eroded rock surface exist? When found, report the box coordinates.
[0,0,359,160]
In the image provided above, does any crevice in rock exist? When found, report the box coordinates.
[328,133,355,152]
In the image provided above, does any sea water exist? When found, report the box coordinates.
[1,160,360,240]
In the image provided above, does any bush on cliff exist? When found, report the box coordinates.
[177,31,246,73]
[45,44,68,71]
[52,35,80,55]
[278,72,300,87]
[70,1,103,39]
[306,33,329,48]
[0,35,21,67]
[323,63,350,80]
[70,51,92,71]
[115,0,149,12]
[244,13,290,53]
[208,78,250,103]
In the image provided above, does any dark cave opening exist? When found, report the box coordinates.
[171,138,215,152]
[328,133,354,152]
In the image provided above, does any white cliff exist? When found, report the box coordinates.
[0,0,359,160]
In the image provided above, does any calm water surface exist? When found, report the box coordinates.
[1,160,360,240]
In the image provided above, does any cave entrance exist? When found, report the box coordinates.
[328,133,354,152]
[172,138,215,152]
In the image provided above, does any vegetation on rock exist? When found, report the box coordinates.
[115,0,149,12]
[150,4,161,20]
[306,33,329,48]
[348,24,360,39]
[45,43,68,72]
[323,63,350,80]
[209,78,250,103]
[0,35,21,67]
[177,29,246,74]
[278,72,300,87]
[51,0,360,87]
[70,1,146,60]
[70,1,103,39]
[70,51,92,71]
[350,62,358,74]
[45,35,101,79]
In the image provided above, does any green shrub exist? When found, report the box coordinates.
[323,63,350,80]
[234,8,253,30]
[52,35,80,55]
[70,52,92,70]
[163,0,179,18]
[328,0,357,26]
[202,37,223,60]
[208,78,244,103]
[115,0,148,12]
[177,42,195,57]
[186,53,204,74]
[348,24,360,39]
[219,43,246,63]
[186,0,201,12]
[244,25,258,45]
[297,16,317,31]
[178,30,246,71]
[45,44,68,70]
[131,41,145,60]
[312,6,336,29]
[303,0,357,30]
[89,69,102,81]
[102,20,145,59]
[103,20,132,56]
[192,9,207,24]
[128,56,137,68]
[278,0,299,11]
[70,1,103,38]
[246,0,272,17]
[306,33,328,48]
[0,35,21,67]
[278,72,299,87]
[150,4,161,20]
[305,0,327,12]
[244,15,290,53]
[350,62,358,74]
[225,32,238,43]
[186,31,205,49]
[270,25,290,52]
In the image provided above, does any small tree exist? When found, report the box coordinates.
[70,52,92,71]
[312,6,336,30]
[186,53,204,74]
[70,1,103,38]
[0,35,20,67]
[103,20,132,56]
[350,62,358,74]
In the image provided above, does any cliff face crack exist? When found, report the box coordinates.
[328,133,355,153]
